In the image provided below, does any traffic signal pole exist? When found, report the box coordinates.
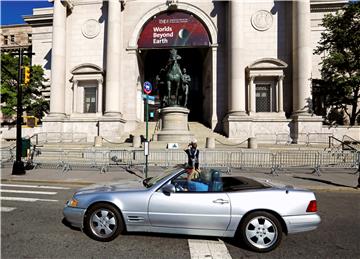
[12,48,25,175]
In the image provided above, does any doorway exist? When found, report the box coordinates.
[139,47,209,122]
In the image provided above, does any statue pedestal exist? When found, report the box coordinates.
[157,107,194,142]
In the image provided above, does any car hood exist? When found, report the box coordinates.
[76,179,147,195]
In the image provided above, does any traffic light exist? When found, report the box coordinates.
[24,66,30,85]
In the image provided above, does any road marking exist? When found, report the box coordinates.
[0,207,16,212]
[0,184,70,190]
[0,190,57,195]
[0,197,58,202]
[188,239,232,259]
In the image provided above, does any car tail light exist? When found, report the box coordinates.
[306,200,317,212]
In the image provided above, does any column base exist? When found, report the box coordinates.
[290,113,323,144]
[104,111,123,118]
[47,112,66,118]
[227,110,247,117]
[42,116,126,142]
[223,113,291,143]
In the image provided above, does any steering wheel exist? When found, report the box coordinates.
[174,182,184,192]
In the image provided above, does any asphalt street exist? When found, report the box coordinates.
[1,181,359,259]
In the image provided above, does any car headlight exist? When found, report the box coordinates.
[67,198,79,207]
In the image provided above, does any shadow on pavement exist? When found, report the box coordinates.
[292,176,355,188]
[62,218,81,232]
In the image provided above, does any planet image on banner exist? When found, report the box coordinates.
[176,28,190,46]
[178,28,189,39]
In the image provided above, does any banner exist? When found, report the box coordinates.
[138,11,210,48]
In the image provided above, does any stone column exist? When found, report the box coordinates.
[105,0,122,116]
[211,46,218,129]
[249,76,256,113]
[49,0,66,117]
[278,75,284,112]
[72,80,78,113]
[292,0,312,114]
[97,79,103,114]
[229,0,246,115]
[291,0,323,144]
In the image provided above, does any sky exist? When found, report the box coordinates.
[1,0,53,25]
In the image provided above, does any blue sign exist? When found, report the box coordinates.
[143,81,152,94]
[142,94,155,101]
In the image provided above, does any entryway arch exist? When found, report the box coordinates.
[128,3,219,129]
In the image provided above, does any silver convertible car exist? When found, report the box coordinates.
[63,167,320,252]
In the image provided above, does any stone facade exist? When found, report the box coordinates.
[16,0,352,143]
[0,24,32,49]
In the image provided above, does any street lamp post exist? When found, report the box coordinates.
[12,47,25,175]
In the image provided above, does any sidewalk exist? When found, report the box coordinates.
[1,165,359,191]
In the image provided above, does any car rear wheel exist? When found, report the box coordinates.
[84,203,123,242]
[239,211,282,253]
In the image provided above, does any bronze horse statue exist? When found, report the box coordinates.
[156,49,191,107]
[165,49,183,106]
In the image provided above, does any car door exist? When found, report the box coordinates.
[148,187,231,231]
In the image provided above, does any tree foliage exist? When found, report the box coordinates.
[1,52,49,123]
[314,1,360,125]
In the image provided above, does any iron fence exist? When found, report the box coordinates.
[3,146,359,175]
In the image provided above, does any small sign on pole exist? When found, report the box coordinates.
[143,81,152,95]
[143,81,152,178]
[144,141,149,156]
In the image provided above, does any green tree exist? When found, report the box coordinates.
[1,52,49,123]
[314,1,360,125]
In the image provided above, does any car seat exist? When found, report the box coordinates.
[209,170,223,192]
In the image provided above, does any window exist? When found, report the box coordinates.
[10,35,15,43]
[4,35,8,45]
[84,88,97,113]
[256,84,276,112]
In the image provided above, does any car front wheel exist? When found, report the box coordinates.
[239,211,282,252]
[84,203,123,242]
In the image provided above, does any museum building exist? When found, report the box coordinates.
[22,0,350,143]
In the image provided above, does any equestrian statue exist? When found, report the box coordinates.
[156,49,191,108]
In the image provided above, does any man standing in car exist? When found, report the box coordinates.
[184,139,200,170]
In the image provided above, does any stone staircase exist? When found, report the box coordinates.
[187,122,247,148]
[115,121,239,149]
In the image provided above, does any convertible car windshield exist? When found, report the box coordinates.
[144,167,179,188]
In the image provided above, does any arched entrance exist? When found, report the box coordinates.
[136,10,213,123]
[140,48,208,121]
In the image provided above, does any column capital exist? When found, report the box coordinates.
[49,0,73,11]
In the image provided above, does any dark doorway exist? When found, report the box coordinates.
[140,48,209,122]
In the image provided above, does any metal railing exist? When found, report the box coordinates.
[328,136,357,151]
[19,147,359,175]
[255,133,292,144]
[0,144,15,167]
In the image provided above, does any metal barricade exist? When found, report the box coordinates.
[233,150,275,169]
[27,146,360,176]
[319,150,358,169]
[201,150,230,167]
[0,146,15,167]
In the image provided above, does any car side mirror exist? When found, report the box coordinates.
[162,184,175,195]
